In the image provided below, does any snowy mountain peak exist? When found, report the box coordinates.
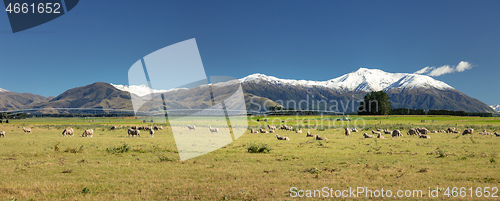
[0,88,10,93]
[241,68,454,92]
[491,104,500,113]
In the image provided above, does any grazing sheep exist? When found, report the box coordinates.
[306,132,317,138]
[363,133,374,138]
[82,129,93,137]
[187,125,196,130]
[270,130,275,133]
[149,129,154,137]
[438,130,446,133]
[296,129,302,134]
[377,133,385,139]
[128,128,140,137]
[138,126,145,130]
[209,127,219,133]
[22,127,31,134]
[479,130,492,135]
[372,130,381,135]
[383,129,392,135]
[495,132,500,137]
[110,126,117,130]
[0,131,5,137]
[153,126,163,130]
[392,130,402,137]
[345,128,351,137]
[376,128,383,132]
[315,135,328,141]
[260,128,269,133]
[351,128,358,132]
[430,130,438,133]
[275,134,290,141]
[462,128,474,135]
[407,129,419,136]
[144,126,153,131]
[250,129,258,133]
[417,128,429,134]
[267,125,276,130]
[62,128,74,137]
[418,133,431,139]
[446,127,457,133]
[131,126,137,130]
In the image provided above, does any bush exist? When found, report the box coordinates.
[157,154,174,162]
[64,145,84,153]
[247,144,271,153]
[106,143,130,154]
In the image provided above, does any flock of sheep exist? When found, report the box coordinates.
[1,124,499,140]
[247,125,500,141]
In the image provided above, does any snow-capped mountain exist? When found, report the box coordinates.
[0,88,10,93]
[107,68,493,113]
[491,104,500,113]
[111,83,186,97]
[240,68,453,92]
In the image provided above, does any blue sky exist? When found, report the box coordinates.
[0,0,499,105]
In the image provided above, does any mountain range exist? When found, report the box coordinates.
[0,68,496,114]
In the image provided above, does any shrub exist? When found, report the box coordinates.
[106,143,130,154]
[157,154,174,162]
[64,145,84,153]
[247,144,271,153]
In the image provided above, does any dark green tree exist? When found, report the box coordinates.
[358,91,392,115]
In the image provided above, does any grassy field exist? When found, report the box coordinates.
[0,116,499,200]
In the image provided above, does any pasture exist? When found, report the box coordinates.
[0,115,499,200]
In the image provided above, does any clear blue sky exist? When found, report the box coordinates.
[0,0,499,105]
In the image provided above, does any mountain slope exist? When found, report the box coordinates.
[0,91,52,111]
[31,82,133,110]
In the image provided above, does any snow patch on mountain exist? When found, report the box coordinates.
[0,88,10,93]
[491,104,500,113]
[241,68,454,91]
[111,84,185,97]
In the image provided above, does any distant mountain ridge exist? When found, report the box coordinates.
[0,68,496,114]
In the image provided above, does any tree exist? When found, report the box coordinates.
[358,91,392,115]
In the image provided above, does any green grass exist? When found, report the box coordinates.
[0,116,499,200]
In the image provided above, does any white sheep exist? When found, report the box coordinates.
[419,133,431,139]
[128,128,140,137]
[209,127,219,133]
[315,135,328,141]
[296,129,302,134]
[62,128,74,137]
[372,130,381,135]
[392,130,402,137]
[154,126,163,130]
[82,129,93,137]
[22,127,31,134]
[110,126,117,130]
[306,131,316,138]
[260,128,269,133]
[407,129,418,136]
[149,129,154,137]
[462,128,474,135]
[363,133,374,138]
[187,125,196,130]
[0,131,5,137]
[275,134,290,140]
[377,133,385,139]
[345,128,351,137]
